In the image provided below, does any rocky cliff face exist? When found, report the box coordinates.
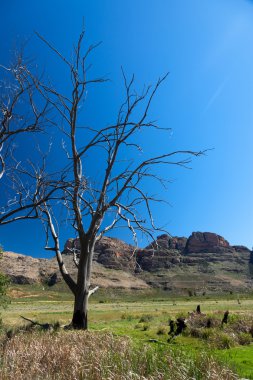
[145,234,187,251]
[134,232,252,293]
[1,232,252,294]
[63,236,136,271]
[135,231,250,271]
[185,232,230,254]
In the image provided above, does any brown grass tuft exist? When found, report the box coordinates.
[0,330,238,380]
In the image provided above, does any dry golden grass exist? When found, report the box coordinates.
[0,330,238,380]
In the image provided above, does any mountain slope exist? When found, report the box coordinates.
[1,232,252,294]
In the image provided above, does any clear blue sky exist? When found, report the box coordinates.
[0,0,253,257]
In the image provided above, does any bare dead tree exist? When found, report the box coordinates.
[1,30,204,329]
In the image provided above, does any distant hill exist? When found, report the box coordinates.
[1,232,253,295]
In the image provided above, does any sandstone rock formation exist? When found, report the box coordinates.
[63,236,135,271]
[135,232,252,294]
[185,232,230,254]
[134,234,187,272]
[145,234,187,251]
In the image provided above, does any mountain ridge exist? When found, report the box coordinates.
[1,231,252,294]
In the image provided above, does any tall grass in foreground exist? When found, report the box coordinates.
[0,330,238,380]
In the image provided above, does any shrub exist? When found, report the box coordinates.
[142,323,150,331]
[189,327,203,339]
[238,332,252,346]
[210,332,236,349]
[156,326,167,335]
[121,313,136,321]
[188,314,220,329]
[201,328,215,340]
[133,322,150,331]
[187,312,253,348]
[138,314,154,323]
[228,315,253,334]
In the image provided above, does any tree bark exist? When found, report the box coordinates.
[72,288,89,329]
[71,241,94,329]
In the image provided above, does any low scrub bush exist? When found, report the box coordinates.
[237,332,252,346]
[188,327,203,339]
[187,314,220,329]
[209,332,237,349]
[121,313,136,321]
[227,315,253,335]
[187,313,253,349]
[156,326,167,335]
[142,323,150,331]
[201,328,216,340]
[187,326,216,341]
[138,314,154,323]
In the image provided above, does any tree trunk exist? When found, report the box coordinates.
[71,241,94,329]
[72,287,89,329]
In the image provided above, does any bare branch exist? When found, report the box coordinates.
[88,286,99,298]
[41,204,77,294]
[35,31,73,69]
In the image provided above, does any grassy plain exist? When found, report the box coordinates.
[2,285,253,379]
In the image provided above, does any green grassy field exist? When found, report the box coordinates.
[2,285,253,379]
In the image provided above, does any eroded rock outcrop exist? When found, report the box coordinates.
[135,234,186,272]
[63,236,135,271]
[146,234,187,251]
[185,232,230,254]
